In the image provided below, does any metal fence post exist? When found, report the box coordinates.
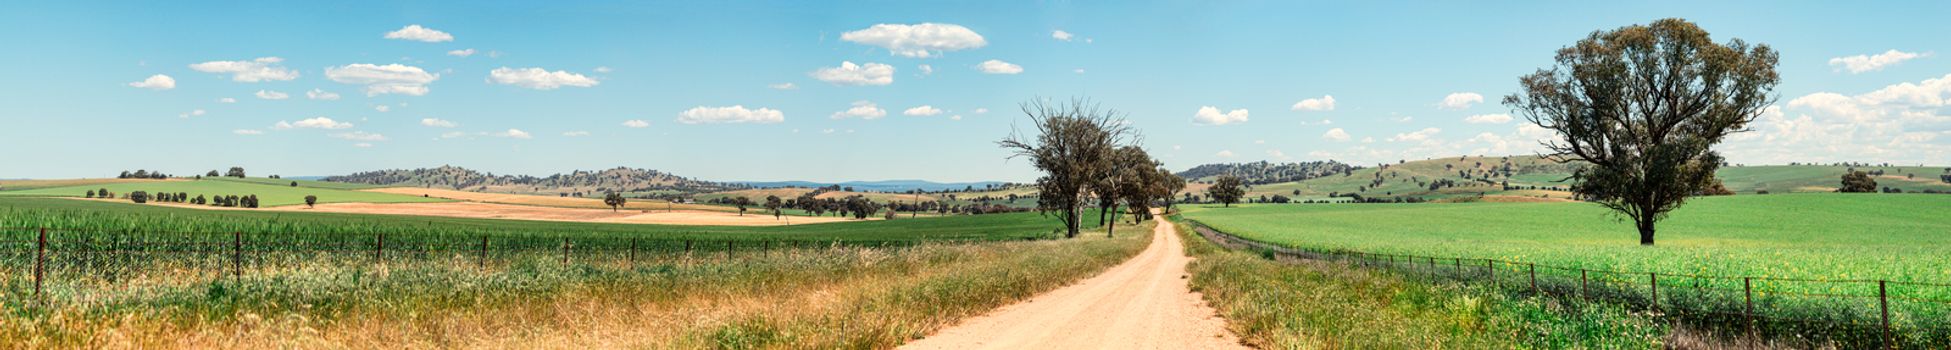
[35,228,46,298]
[1879,280,1892,348]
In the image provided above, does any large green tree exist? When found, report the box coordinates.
[1207,175,1244,207]
[998,98,1133,238]
[1504,18,1779,246]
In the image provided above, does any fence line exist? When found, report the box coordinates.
[1182,219,1949,349]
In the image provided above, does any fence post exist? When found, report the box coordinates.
[1453,258,1461,278]
[763,240,771,258]
[375,234,385,266]
[725,241,733,260]
[35,228,46,298]
[1648,273,1659,313]
[628,238,637,269]
[1528,263,1537,293]
[685,240,693,255]
[1743,277,1755,342]
[1879,280,1892,349]
[561,238,570,265]
[1579,269,1588,300]
[478,236,488,270]
[1487,259,1496,286]
[232,231,242,284]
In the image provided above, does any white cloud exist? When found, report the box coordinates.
[1253,139,1266,144]
[622,119,650,128]
[1721,73,1951,164]
[1388,127,1442,142]
[593,66,613,73]
[254,90,288,100]
[439,131,467,139]
[1829,50,1928,74]
[384,24,453,43]
[977,59,1023,74]
[831,100,888,120]
[420,118,457,128]
[189,57,299,82]
[488,67,600,89]
[216,97,236,103]
[811,61,895,85]
[950,115,962,120]
[1323,128,1351,142]
[1464,113,1513,124]
[232,129,263,135]
[1215,150,1236,158]
[127,74,175,90]
[353,143,373,148]
[1267,149,1290,160]
[373,105,390,112]
[305,88,341,100]
[447,48,476,57]
[1291,95,1335,111]
[178,109,206,118]
[769,82,798,90]
[274,117,353,130]
[325,63,439,96]
[676,105,785,124]
[1191,106,1249,125]
[972,108,989,114]
[902,105,943,116]
[562,131,590,137]
[918,64,934,75]
[332,131,387,141]
[1052,30,1074,41]
[1074,68,1085,74]
[489,129,532,139]
[840,23,987,58]
[1438,92,1484,110]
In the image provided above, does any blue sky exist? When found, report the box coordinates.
[3,1,1948,182]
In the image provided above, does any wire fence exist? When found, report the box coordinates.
[1182,220,1951,349]
[1,226,1036,303]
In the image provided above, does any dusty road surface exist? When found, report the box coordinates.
[900,215,1244,350]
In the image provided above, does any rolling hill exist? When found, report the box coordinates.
[1180,156,1951,201]
[322,165,749,196]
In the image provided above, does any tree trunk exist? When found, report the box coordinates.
[1105,208,1117,238]
[1637,217,1656,246]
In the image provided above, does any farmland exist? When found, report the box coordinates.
[0,178,445,207]
[1189,156,1951,201]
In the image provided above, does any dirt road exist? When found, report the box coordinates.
[900,216,1244,350]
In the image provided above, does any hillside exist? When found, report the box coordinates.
[322,165,749,196]
[1175,160,1356,184]
[738,180,1011,192]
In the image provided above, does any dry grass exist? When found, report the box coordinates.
[362,187,734,212]
[261,201,860,226]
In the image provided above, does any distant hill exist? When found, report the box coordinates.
[1176,160,1357,185]
[1192,155,1951,201]
[322,165,748,195]
[738,180,1011,193]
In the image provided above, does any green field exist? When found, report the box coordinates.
[1208,157,1951,201]
[0,178,442,207]
[1179,193,1951,287]
[207,176,384,190]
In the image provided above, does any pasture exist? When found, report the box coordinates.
[0,179,444,207]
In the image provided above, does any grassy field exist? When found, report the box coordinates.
[206,176,383,190]
[1172,217,1665,348]
[0,179,444,207]
[1194,156,1951,201]
[0,178,173,191]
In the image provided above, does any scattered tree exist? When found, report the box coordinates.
[733,196,752,216]
[226,167,246,178]
[129,191,149,204]
[765,195,783,219]
[603,192,627,211]
[1504,18,1778,246]
[304,195,318,208]
[1840,171,1877,192]
[1208,175,1245,207]
[997,98,1133,238]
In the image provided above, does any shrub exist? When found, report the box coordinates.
[128,191,149,204]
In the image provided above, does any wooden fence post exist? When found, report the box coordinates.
[561,238,570,265]
[1528,263,1537,293]
[1648,273,1659,313]
[1453,258,1461,277]
[684,240,693,255]
[478,236,488,269]
[1743,277,1756,342]
[763,240,771,258]
[725,241,733,260]
[34,228,46,298]
[628,238,637,269]
[374,234,385,266]
[1579,269,1588,300]
[1487,259,1496,286]
[1879,280,1892,349]
[232,231,242,284]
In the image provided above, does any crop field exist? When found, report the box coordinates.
[207,176,383,190]
[0,179,445,207]
[1180,193,1951,345]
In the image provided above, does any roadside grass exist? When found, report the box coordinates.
[0,179,444,207]
[0,217,1152,349]
[1172,217,1665,349]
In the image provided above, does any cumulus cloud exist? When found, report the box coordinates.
[1464,113,1513,124]
[217,97,236,103]
[902,105,943,116]
[1388,127,1441,142]
[1291,95,1335,111]
[306,88,340,100]
[1191,106,1249,125]
[488,67,599,89]
[189,57,300,82]
[447,48,476,57]
[1215,150,1236,158]
[811,61,895,86]
[676,105,785,124]
[420,118,457,128]
[332,131,387,141]
[127,74,175,90]
[831,101,888,120]
[384,24,453,42]
[918,64,934,75]
[622,119,650,128]
[233,129,263,135]
[1052,30,1074,41]
[254,90,288,100]
[273,117,353,130]
[1323,128,1351,142]
[178,109,206,118]
[840,23,987,58]
[325,63,439,96]
[1438,92,1484,110]
[1720,73,1951,164]
[972,108,989,114]
[489,129,532,139]
[977,59,1023,74]
[1829,50,1928,74]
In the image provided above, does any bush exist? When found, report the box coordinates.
[128,191,149,204]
